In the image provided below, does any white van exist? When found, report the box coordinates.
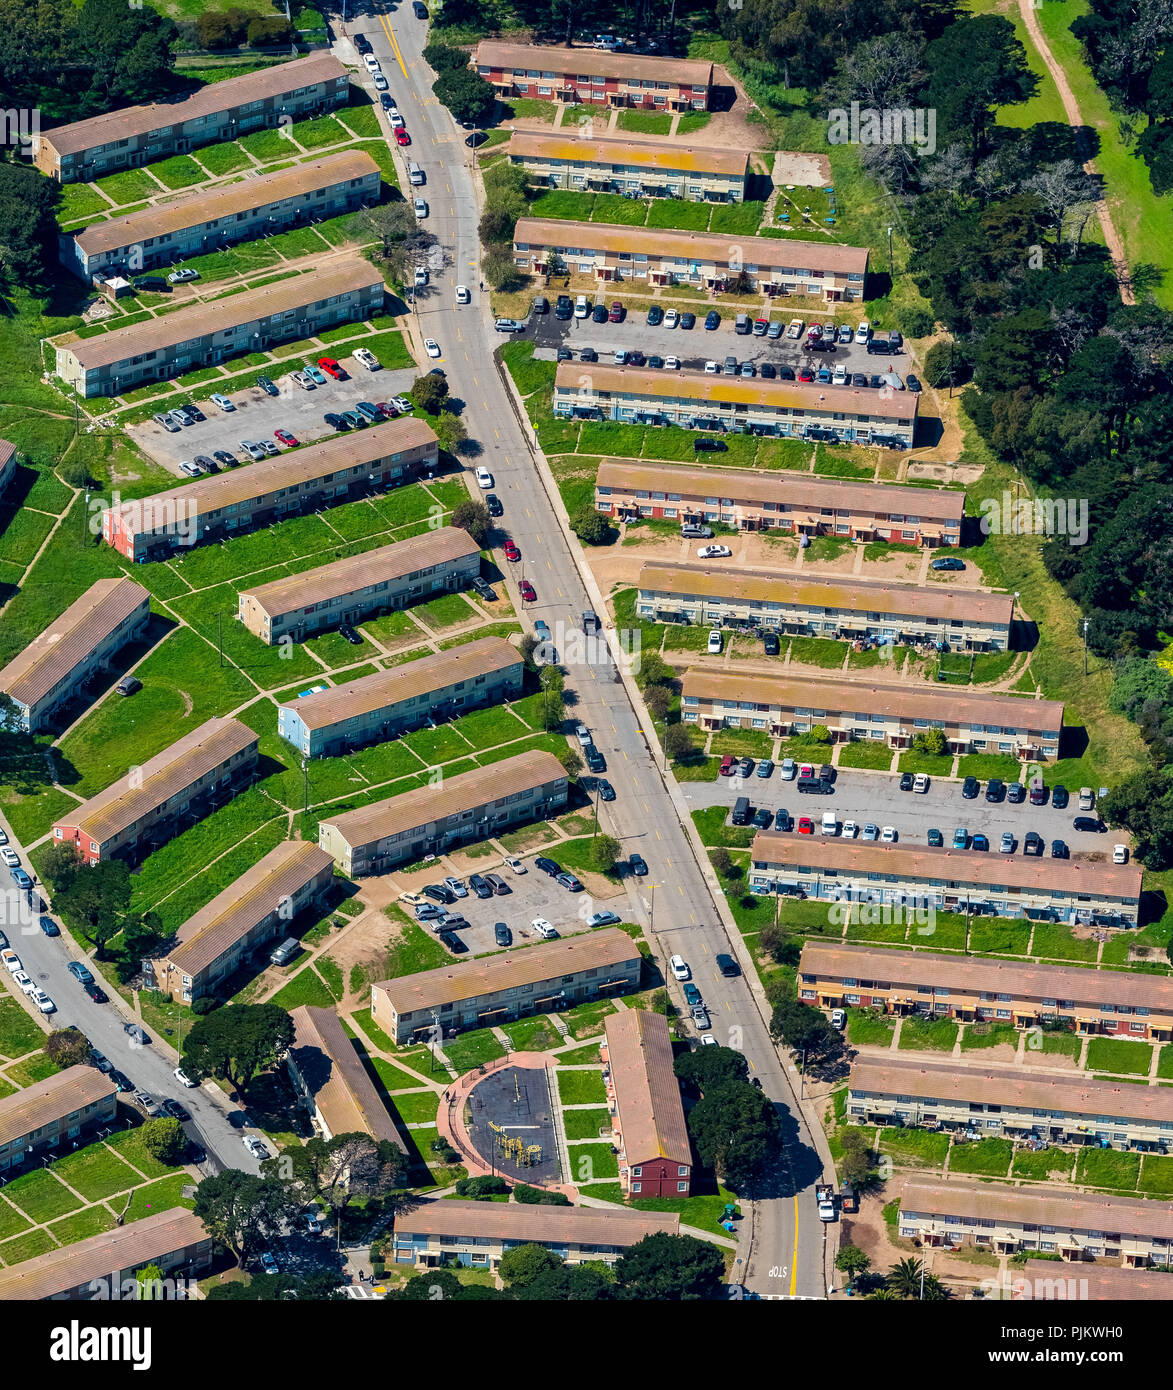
[270,938,300,966]
[670,954,690,981]
[821,810,839,835]
[408,162,424,186]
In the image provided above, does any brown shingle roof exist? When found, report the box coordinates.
[279,636,522,732]
[323,748,566,853]
[58,716,257,847]
[640,561,1014,625]
[0,439,15,476]
[375,927,638,1014]
[0,577,148,710]
[681,668,1064,735]
[0,1208,207,1301]
[798,942,1170,1012]
[555,363,918,421]
[106,417,438,538]
[604,1010,691,1168]
[74,151,379,258]
[901,1177,1173,1242]
[241,527,480,620]
[1016,1262,1173,1300]
[39,54,347,158]
[397,1196,679,1245]
[473,40,713,88]
[288,1005,407,1151]
[507,130,747,177]
[596,458,965,523]
[848,1054,1173,1126]
[519,217,868,277]
[761,834,1142,900]
[0,1065,116,1148]
[165,841,332,978]
[64,258,382,372]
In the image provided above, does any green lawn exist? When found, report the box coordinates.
[0,998,45,1059]
[947,1137,1012,1176]
[1074,1147,1141,1191]
[562,1107,612,1140]
[877,1127,951,1167]
[556,1041,605,1065]
[968,919,1032,956]
[845,1009,896,1047]
[270,966,336,1010]
[1010,1145,1076,1180]
[105,1126,187,1181]
[959,1023,1019,1052]
[836,741,894,771]
[897,1016,959,1051]
[1084,1038,1153,1076]
[1029,921,1098,963]
[556,1068,607,1105]
[441,1028,507,1074]
[616,110,674,135]
[499,1014,562,1053]
[1138,1154,1173,1195]
[1032,1031,1083,1061]
[2,1169,82,1224]
[388,1090,441,1125]
[35,1144,140,1203]
[564,1140,619,1180]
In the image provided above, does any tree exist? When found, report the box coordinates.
[840,1128,873,1186]
[634,651,673,690]
[686,1079,779,1190]
[569,506,611,545]
[181,1003,294,1098]
[0,165,61,291]
[518,1263,613,1300]
[362,202,436,285]
[886,1257,925,1298]
[589,834,620,874]
[432,411,469,455]
[757,921,796,964]
[499,1243,563,1287]
[1100,769,1173,869]
[135,1263,165,1300]
[54,859,132,959]
[644,685,671,721]
[674,1044,748,1091]
[925,15,1035,165]
[513,1182,570,1206]
[519,633,540,668]
[450,499,490,544]
[709,846,734,878]
[140,1117,188,1165]
[411,373,449,415]
[423,40,470,73]
[45,1027,91,1069]
[769,997,840,1058]
[432,68,496,127]
[911,726,948,756]
[614,1232,726,1300]
[836,1245,871,1278]
[281,1132,410,1217]
[482,245,526,293]
[664,723,694,761]
[246,15,295,45]
[193,1171,294,1265]
[455,1174,510,1199]
[556,746,582,778]
[74,0,178,112]
[208,1270,346,1300]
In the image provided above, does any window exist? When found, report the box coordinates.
[677,1180,688,1192]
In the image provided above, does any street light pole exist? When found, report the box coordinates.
[301,758,309,814]
[886,225,894,280]
[1083,619,1090,676]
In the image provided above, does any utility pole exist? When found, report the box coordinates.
[592,777,600,838]
[301,758,309,814]
[1083,619,1090,676]
[80,490,90,546]
[886,226,894,281]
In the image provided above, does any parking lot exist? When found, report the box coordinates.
[127,352,418,475]
[681,766,1120,859]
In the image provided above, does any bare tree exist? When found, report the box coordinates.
[1022,160,1100,252]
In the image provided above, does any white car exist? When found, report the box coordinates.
[363,52,381,71]
[353,347,380,371]
[240,440,266,461]
[574,295,589,319]
[663,309,679,329]
[414,267,429,286]
[780,759,796,780]
[664,355,681,370]
[703,359,719,374]
[167,268,199,284]
[290,370,315,390]
[841,820,859,839]
[830,1008,847,1030]
[178,460,202,477]
[670,954,690,981]
[424,338,441,358]
[31,989,55,1015]
[475,466,493,489]
[698,544,732,559]
[531,918,559,940]
[786,318,804,339]
[0,948,20,973]
[455,285,470,304]
[0,848,18,868]
[209,393,234,411]
[881,825,898,843]
[243,1134,271,1160]
[414,198,428,217]
[0,828,7,844]
[505,856,527,874]
[174,1067,197,1088]
[832,363,847,385]
[1113,844,1129,864]
[574,723,593,747]
[700,1034,717,1046]
[707,629,723,654]
[13,970,35,995]
[855,320,871,344]
[391,113,406,129]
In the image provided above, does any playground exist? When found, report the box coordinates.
[463,1062,563,1187]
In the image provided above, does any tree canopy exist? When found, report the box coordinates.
[181,1003,294,1097]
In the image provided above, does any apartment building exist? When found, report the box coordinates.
[472,41,714,111]
[0,438,15,499]
[35,53,349,182]
[238,528,481,645]
[516,219,868,301]
[0,1208,212,1301]
[0,1067,118,1174]
[681,668,1063,759]
[1013,1261,1173,1300]
[0,577,150,732]
[506,131,748,202]
[899,1179,1173,1267]
[57,257,384,397]
[277,636,525,758]
[797,942,1170,1036]
[847,1055,1173,1152]
[603,1010,692,1197]
[594,459,964,546]
[393,1199,679,1270]
[762,841,1142,927]
[152,841,334,1002]
[287,1005,407,1150]
[102,418,438,562]
[51,716,258,865]
[638,563,1013,649]
[320,749,568,877]
[371,927,641,1044]
[554,365,917,446]
[65,150,381,281]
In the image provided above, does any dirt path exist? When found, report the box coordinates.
[1017,0,1135,305]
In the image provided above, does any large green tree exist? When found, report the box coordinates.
[685,1080,779,1190]
[193,1171,294,1264]
[279,1132,411,1216]
[613,1232,726,1300]
[674,1045,749,1092]
[0,165,60,292]
[432,67,497,126]
[181,1003,294,1098]
[925,15,1035,165]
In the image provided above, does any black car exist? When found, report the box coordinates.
[109,1069,132,1093]
[494,923,512,947]
[354,32,372,52]
[597,779,615,802]
[591,303,608,323]
[86,983,107,1003]
[679,312,696,330]
[580,346,598,363]
[534,856,561,877]
[738,757,754,778]
[907,374,922,392]
[927,828,944,847]
[557,346,573,361]
[972,833,989,851]
[422,883,454,904]
[585,746,605,773]
[468,874,493,899]
[39,915,59,937]
[439,930,468,953]
[464,130,488,147]
[1024,831,1044,855]
[338,624,362,645]
[647,305,664,326]
[1051,784,1069,810]
[629,853,649,876]
[899,772,914,791]
[180,404,205,422]
[851,373,869,387]
[716,953,740,978]
[213,450,237,468]
[985,778,1005,802]
[187,1143,207,1165]
[555,295,573,319]
[763,632,780,655]
[471,576,496,601]
[705,310,721,330]
[1051,838,1068,858]
[647,354,664,369]
[380,92,394,110]
[869,374,884,388]
[324,411,348,430]
[256,376,278,396]
[1073,816,1106,833]
[774,808,791,831]
[694,437,727,452]
[753,808,772,829]
[777,365,796,380]
[962,776,980,798]
[133,276,169,292]
[1007,781,1025,803]
[759,362,777,379]
[194,454,218,473]
[485,493,503,517]
[627,349,646,367]
[160,1098,190,1122]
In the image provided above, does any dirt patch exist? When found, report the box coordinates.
[772,151,833,186]
[1021,1047,1082,1070]
[585,543,670,592]
[865,551,922,582]
[324,907,401,1008]
[962,1043,1019,1066]
[178,689,193,717]
[907,461,982,486]
[802,549,861,576]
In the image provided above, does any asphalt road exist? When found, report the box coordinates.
[346,8,830,1296]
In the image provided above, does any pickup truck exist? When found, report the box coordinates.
[816,1183,837,1221]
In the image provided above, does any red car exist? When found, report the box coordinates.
[807,324,823,340]
[317,356,345,380]
[798,367,815,382]
[608,301,624,323]
[719,755,735,777]
[798,816,815,835]
[375,402,399,420]
[503,540,521,562]
[274,429,299,446]
[518,580,536,602]
[395,128,410,146]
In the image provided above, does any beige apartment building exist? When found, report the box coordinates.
[51,716,258,865]
[152,841,334,1002]
[899,1179,1173,1267]
[287,1005,407,1150]
[1013,1261,1173,1300]
[554,364,917,446]
[103,418,438,562]
[371,928,641,1044]
[798,942,1170,1036]
[603,1010,692,1198]
[57,257,384,397]
[681,668,1063,759]
[65,150,381,281]
[277,636,525,758]
[506,131,748,201]
[238,528,481,645]
[472,41,714,111]
[0,577,150,732]
[35,53,349,182]
[638,562,1014,649]
[516,218,868,300]
[0,1067,118,1174]
[320,749,568,877]
[594,459,964,545]
[847,1055,1173,1151]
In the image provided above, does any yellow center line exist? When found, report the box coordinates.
[790,1195,799,1296]
[378,13,409,81]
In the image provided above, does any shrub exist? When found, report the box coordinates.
[901,308,935,338]
[191,996,218,1015]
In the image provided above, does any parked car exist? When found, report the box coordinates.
[972,833,990,851]
[962,776,980,798]
[1052,785,1070,810]
[168,268,199,284]
[534,857,561,877]
[518,580,536,602]
[629,853,648,876]
[609,301,625,322]
[494,923,513,947]
[705,310,721,330]
[698,544,732,558]
[680,312,696,330]
[707,629,723,654]
[647,305,664,326]
[115,675,142,696]
[927,828,944,847]
[256,375,278,396]
[1000,832,1015,853]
